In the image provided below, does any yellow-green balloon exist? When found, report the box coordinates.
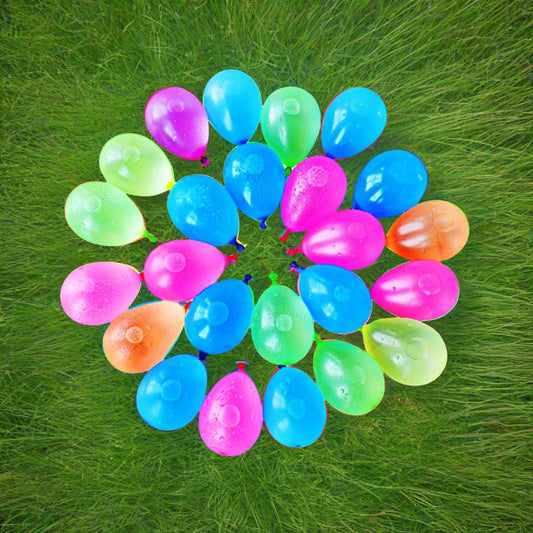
[251,281,314,365]
[313,339,385,416]
[362,318,447,386]
[260,87,321,168]
[65,182,155,246]
[99,133,174,196]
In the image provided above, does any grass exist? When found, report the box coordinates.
[1,0,532,531]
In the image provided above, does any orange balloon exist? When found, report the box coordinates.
[103,301,185,373]
[386,200,469,261]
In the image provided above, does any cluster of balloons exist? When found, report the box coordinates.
[61,69,469,456]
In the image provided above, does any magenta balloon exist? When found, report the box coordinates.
[143,239,235,303]
[281,156,347,233]
[199,366,263,456]
[60,262,141,326]
[290,209,385,269]
[144,87,209,160]
[371,259,460,320]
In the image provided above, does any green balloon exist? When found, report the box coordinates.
[260,87,321,168]
[99,133,174,196]
[251,280,314,365]
[362,318,447,386]
[65,182,154,246]
[313,339,385,416]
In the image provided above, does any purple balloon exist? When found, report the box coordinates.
[288,209,385,270]
[371,260,460,320]
[144,87,209,161]
[60,262,142,325]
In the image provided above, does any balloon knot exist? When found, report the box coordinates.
[226,253,238,264]
[200,156,210,167]
[235,242,246,253]
[286,247,299,256]
[198,351,209,362]
[277,365,286,370]
[139,271,145,282]
[313,332,323,344]
[145,230,158,243]
[289,261,301,274]
[183,301,192,312]
[285,166,292,176]
[268,272,278,286]
[236,361,247,371]
[279,229,290,243]
[166,181,175,191]
[260,220,268,230]
[243,274,253,285]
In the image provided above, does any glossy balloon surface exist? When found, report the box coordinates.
[313,340,385,416]
[260,87,321,167]
[321,87,386,159]
[143,239,235,303]
[251,284,314,365]
[185,279,254,355]
[65,182,150,246]
[353,150,427,218]
[167,174,240,247]
[103,301,185,374]
[99,133,174,196]
[296,264,371,334]
[144,87,208,160]
[371,260,460,320]
[203,69,262,145]
[60,262,141,326]
[386,200,469,261]
[199,367,263,456]
[362,318,447,386]
[263,367,326,448]
[223,143,285,227]
[293,209,385,270]
[136,354,207,430]
[281,156,347,233]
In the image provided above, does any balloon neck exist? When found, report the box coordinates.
[225,253,238,265]
[139,271,145,282]
[279,229,290,243]
[286,246,299,256]
[260,220,268,230]
[277,365,286,370]
[143,229,158,243]
[231,236,246,253]
[314,332,324,345]
[289,261,302,275]
[183,301,192,313]
[243,274,252,285]
[236,361,247,372]
[166,180,176,191]
[284,166,292,177]
[198,351,209,362]
[200,156,210,167]
[268,272,279,286]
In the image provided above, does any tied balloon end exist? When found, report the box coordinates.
[284,166,292,177]
[183,301,192,313]
[139,271,145,282]
[289,261,302,275]
[198,351,210,362]
[286,246,299,256]
[236,361,248,372]
[243,274,253,285]
[225,253,238,265]
[200,156,210,167]
[313,332,324,345]
[166,180,176,191]
[259,220,268,230]
[268,272,279,286]
[277,365,286,370]
[232,236,246,253]
[143,229,158,243]
[279,229,290,243]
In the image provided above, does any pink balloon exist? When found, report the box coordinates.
[371,259,460,320]
[281,156,347,235]
[60,262,141,326]
[199,364,263,456]
[288,209,385,269]
[143,239,237,303]
[144,87,209,161]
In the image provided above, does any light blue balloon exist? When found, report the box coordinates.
[263,366,327,448]
[167,174,241,248]
[203,69,262,145]
[296,264,372,334]
[136,354,207,431]
[223,143,286,229]
[185,279,254,354]
[352,150,428,218]
[321,87,387,159]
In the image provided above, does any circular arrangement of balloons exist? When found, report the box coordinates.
[61,70,469,456]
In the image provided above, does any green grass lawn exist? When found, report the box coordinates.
[1,0,531,531]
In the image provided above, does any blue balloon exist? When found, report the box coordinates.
[321,87,387,159]
[203,70,262,145]
[136,354,207,431]
[167,174,241,248]
[223,143,286,229]
[352,150,428,218]
[296,264,372,334]
[263,366,327,448]
[185,279,254,354]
